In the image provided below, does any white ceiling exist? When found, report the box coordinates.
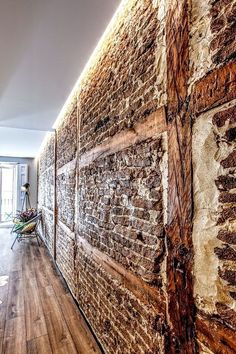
[0,127,46,158]
[0,0,120,158]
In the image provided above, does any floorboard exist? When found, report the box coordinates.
[27,335,52,354]
[0,228,102,354]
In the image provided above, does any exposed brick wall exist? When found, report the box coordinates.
[56,100,77,170]
[38,133,55,254]
[213,104,236,331]
[54,99,77,295]
[189,0,236,88]
[56,223,76,295]
[40,209,54,254]
[38,167,54,211]
[37,0,236,353]
[76,247,166,354]
[56,169,76,231]
[38,133,55,212]
[210,0,236,64]
[79,0,166,155]
[38,133,55,175]
[75,3,168,348]
[189,1,236,349]
[78,136,166,284]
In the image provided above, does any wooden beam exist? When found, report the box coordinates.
[41,206,54,215]
[191,60,236,116]
[56,158,76,177]
[165,0,197,352]
[79,107,166,168]
[57,220,75,240]
[196,313,236,354]
[53,130,57,261]
[77,236,166,315]
[38,164,54,177]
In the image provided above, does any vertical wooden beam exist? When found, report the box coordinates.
[53,129,57,261]
[36,158,39,208]
[165,0,197,352]
[0,168,2,222]
[74,91,80,289]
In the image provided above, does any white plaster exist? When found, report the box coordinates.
[189,0,214,91]
[193,99,236,313]
[155,0,167,106]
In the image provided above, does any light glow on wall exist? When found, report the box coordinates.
[52,0,133,130]
[37,0,135,158]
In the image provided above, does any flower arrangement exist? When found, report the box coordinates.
[15,208,37,222]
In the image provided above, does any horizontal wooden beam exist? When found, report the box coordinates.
[41,205,54,215]
[79,106,166,168]
[56,158,76,177]
[196,313,236,354]
[191,60,236,116]
[38,164,54,177]
[57,219,75,240]
[77,236,166,315]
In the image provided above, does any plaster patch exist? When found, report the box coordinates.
[189,0,213,90]
[193,100,236,313]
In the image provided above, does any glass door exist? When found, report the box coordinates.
[0,164,17,223]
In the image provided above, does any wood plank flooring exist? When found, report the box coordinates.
[0,228,102,354]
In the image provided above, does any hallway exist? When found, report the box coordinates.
[0,0,235,352]
[0,229,101,354]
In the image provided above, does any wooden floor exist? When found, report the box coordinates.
[0,228,102,354]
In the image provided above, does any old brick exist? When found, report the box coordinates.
[214,244,236,260]
[38,77,165,354]
[227,3,236,24]
[38,166,54,211]
[132,208,150,221]
[217,230,236,244]
[38,133,55,173]
[112,206,124,215]
[217,206,236,224]
[216,303,236,330]
[40,210,54,255]
[75,248,166,353]
[212,39,236,64]
[37,0,236,352]
[211,14,225,33]
[224,127,236,142]
[112,215,130,226]
[215,175,236,191]
[57,170,76,231]
[210,0,232,18]
[78,0,163,155]
[78,136,165,281]
[210,0,236,63]
[57,104,77,169]
[221,150,236,168]
[212,106,236,127]
[56,225,75,294]
[149,188,162,200]
[219,192,236,203]
[229,292,236,300]
[219,268,236,285]
[132,197,161,210]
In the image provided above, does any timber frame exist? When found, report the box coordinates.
[165,0,236,352]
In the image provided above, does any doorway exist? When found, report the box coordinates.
[0,163,17,223]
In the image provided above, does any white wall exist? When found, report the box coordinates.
[0,156,37,208]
